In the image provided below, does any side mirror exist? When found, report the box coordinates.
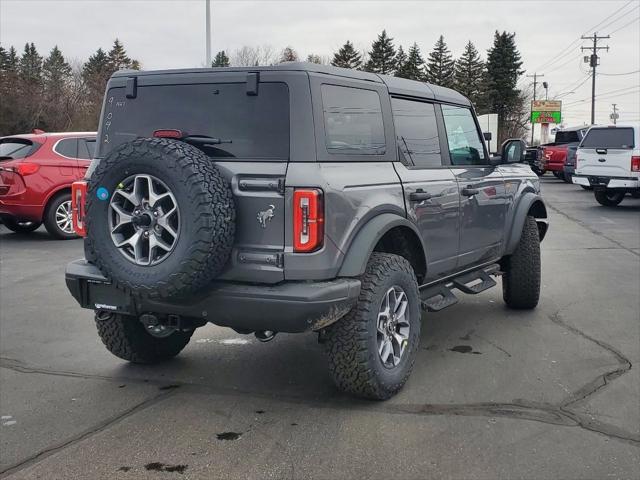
[483,132,492,141]
[500,138,527,164]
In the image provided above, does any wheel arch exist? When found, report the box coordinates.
[43,186,72,214]
[505,193,548,254]
[338,213,427,282]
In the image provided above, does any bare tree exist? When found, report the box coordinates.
[231,45,277,67]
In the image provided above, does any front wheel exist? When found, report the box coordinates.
[2,218,41,233]
[95,311,193,363]
[594,189,625,207]
[324,253,421,400]
[502,216,541,310]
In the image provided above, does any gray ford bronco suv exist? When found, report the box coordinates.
[66,63,548,400]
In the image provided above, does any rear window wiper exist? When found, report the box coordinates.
[182,135,232,146]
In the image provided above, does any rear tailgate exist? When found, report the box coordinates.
[576,126,636,177]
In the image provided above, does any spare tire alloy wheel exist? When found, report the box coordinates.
[109,174,180,266]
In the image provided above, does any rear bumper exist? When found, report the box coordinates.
[65,259,361,333]
[572,175,639,189]
[0,201,43,222]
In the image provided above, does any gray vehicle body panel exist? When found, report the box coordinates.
[70,62,547,332]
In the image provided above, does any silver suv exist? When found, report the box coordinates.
[66,63,548,399]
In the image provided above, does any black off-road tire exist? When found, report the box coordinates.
[95,311,193,363]
[324,253,421,400]
[85,138,235,299]
[44,192,78,239]
[502,216,541,309]
[594,189,625,207]
[1,218,41,233]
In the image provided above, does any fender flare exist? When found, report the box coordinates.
[505,193,548,254]
[338,213,427,277]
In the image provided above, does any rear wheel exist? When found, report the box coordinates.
[594,189,625,207]
[552,171,563,180]
[95,311,193,363]
[562,172,572,183]
[580,185,593,191]
[2,218,41,233]
[502,216,541,310]
[324,253,421,400]
[44,192,78,239]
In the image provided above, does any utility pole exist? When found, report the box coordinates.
[581,33,609,125]
[205,0,212,67]
[611,103,618,125]
[527,72,544,145]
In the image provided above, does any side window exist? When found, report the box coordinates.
[441,105,487,165]
[54,138,78,158]
[321,84,385,155]
[78,139,96,159]
[391,98,442,167]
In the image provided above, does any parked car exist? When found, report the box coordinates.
[65,63,547,400]
[572,123,640,206]
[540,126,588,182]
[0,131,96,238]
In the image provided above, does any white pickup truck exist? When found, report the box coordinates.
[573,123,640,206]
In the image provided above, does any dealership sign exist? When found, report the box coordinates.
[531,100,562,124]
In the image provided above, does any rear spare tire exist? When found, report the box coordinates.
[86,138,235,299]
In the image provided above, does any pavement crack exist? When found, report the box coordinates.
[0,390,177,478]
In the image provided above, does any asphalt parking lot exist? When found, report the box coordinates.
[1,177,639,480]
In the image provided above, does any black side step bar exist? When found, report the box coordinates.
[420,263,501,313]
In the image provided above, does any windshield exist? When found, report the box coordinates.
[98,82,290,160]
[581,128,635,149]
[0,139,37,160]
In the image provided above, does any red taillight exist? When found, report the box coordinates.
[16,162,40,176]
[153,129,183,139]
[71,181,88,237]
[632,156,640,172]
[293,189,324,253]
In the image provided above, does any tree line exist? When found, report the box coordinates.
[1,31,527,141]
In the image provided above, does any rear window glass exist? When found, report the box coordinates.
[0,139,37,160]
[554,131,581,144]
[581,128,635,149]
[100,83,289,159]
[321,84,385,155]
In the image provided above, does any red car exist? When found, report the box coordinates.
[0,130,96,239]
[540,126,587,182]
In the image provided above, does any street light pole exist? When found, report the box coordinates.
[527,72,544,145]
[205,0,212,67]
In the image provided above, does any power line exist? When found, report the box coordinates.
[532,0,633,72]
[598,69,640,76]
[608,15,640,35]
[599,4,640,32]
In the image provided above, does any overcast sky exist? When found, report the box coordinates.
[1,0,639,129]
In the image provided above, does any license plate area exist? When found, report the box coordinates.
[589,176,610,186]
[82,280,134,314]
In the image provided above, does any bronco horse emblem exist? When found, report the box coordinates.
[257,204,275,229]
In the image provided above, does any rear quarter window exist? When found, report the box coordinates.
[581,128,635,149]
[321,84,385,155]
[54,138,79,158]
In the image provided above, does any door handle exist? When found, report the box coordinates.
[409,189,432,202]
[461,186,480,196]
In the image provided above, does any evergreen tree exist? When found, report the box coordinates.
[485,31,524,143]
[364,30,396,74]
[279,46,298,63]
[396,43,425,81]
[42,46,71,92]
[107,39,138,72]
[7,46,19,71]
[19,42,43,85]
[331,41,362,69]
[212,50,230,67]
[454,41,486,111]
[425,35,455,88]
[393,46,407,76]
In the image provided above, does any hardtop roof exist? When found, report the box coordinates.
[112,61,471,106]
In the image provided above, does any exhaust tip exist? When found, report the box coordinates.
[255,330,276,342]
